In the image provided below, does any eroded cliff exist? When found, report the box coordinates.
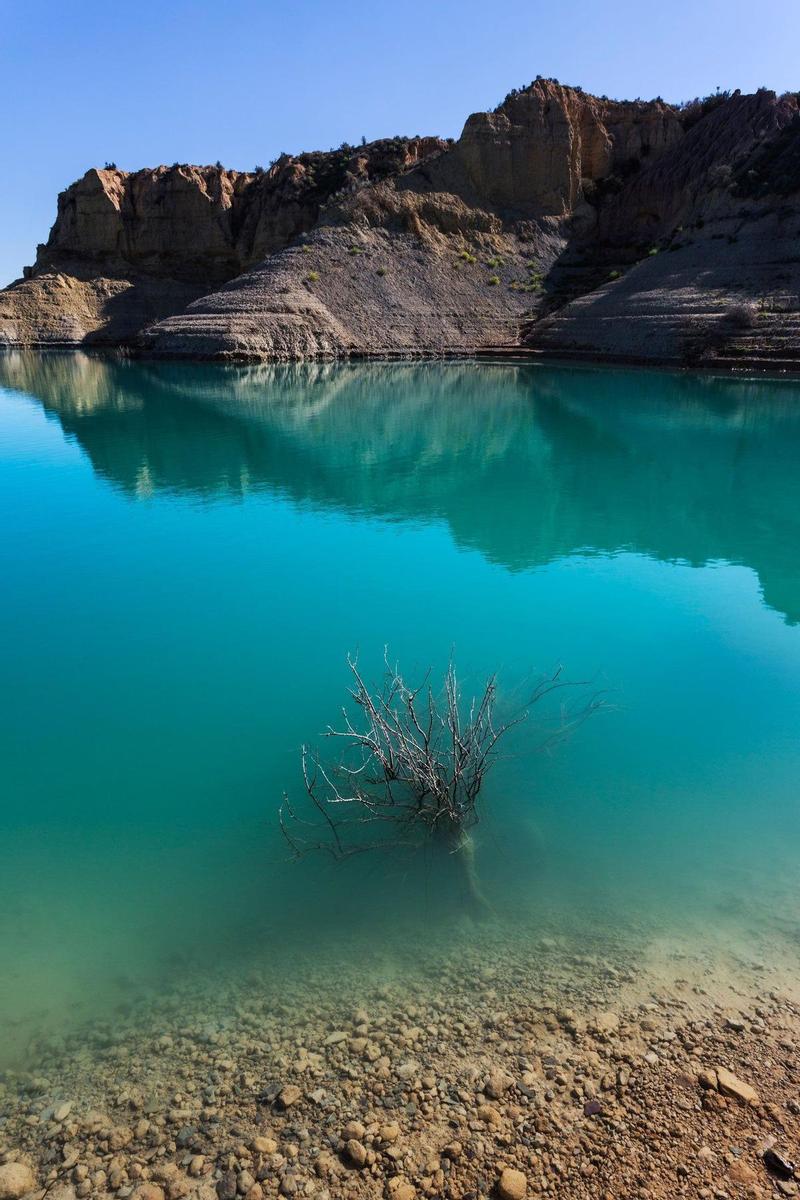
[2,78,799,365]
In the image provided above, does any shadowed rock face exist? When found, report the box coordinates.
[4,351,800,623]
[527,89,800,367]
[2,80,799,364]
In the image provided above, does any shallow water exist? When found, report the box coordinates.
[2,352,800,1064]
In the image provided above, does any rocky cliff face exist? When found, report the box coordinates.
[452,82,681,215]
[527,88,800,368]
[2,79,799,365]
[0,139,444,347]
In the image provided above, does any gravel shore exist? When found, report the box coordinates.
[2,914,800,1200]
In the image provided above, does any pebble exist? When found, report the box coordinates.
[387,1181,415,1200]
[132,1188,165,1200]
[715,1067,759,1106]
[345,1140,367,1168]
[485,1071,514,1099]
[0,1164,36,1200]
[497,1167,527,1200]
[251,1138,278,1155]
[277,1086,301,1109]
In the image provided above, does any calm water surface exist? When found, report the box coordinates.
[2,353,800,1060]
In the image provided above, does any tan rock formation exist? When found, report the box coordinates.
[526,89,800,368]
[2,79,799,365]
[0,138,444,347]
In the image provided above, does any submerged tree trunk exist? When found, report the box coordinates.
[444,825,492,920]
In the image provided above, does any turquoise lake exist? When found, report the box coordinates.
[2,353,800,1063]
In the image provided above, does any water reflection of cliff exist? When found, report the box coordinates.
[4,351,800,621]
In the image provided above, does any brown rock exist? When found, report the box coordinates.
[277,1085,301,1109]
[251,1138,277,1155]
[497,1167,527,1200]
[0,1164,36,1200]
[345,1140,367,1169]
[716,1067,760,1106]
[387,1180,415,1200]
[485,1071,514,1098]
[728,1160,758,1186]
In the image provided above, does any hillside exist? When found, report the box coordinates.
[1,79,798,367]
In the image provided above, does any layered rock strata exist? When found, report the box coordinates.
[2,80,799,365]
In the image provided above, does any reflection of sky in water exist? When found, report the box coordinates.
[1,355,800,1055]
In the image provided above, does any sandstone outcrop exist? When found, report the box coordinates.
[526,88,800,367]
[0,139,444,347]
[2,79,799,365]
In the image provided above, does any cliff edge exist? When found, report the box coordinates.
[2,79,799,366]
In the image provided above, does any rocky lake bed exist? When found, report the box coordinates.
[3,910,800,1200]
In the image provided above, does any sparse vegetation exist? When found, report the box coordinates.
[609,269,622,280]
[305,271,320,283]
[376,267,387,277]
[725,300,759,328]
[678,90,731,131]
[487,275,500,286]
[103,161,117,170]
[280,655,601,918]
[458,250,477,264]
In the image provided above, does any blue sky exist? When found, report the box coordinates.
[2,0,798,286]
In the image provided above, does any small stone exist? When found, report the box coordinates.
[593,1012,619,1036]
[583,1100,603,1117]
[251,1137,278,1155]
[716,1067,759,1106]
[497,1167,527,1200]
[765,1150,797,1180]
[55,1102,74,1122]
[277,1085,301,1109]
[728,1161,757,1186]
[324,1031,348,1046]
[485,1071,514,1099]
[387,1181,415,1200]
[345,1140,367,1168]
[380,1124,401,1144]
[133,1188,165,1200]
[216,1174,237,1200]
[0,1164,36,1200]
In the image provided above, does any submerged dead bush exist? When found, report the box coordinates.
[280,653,603,917]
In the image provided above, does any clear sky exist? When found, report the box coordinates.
[2,0,798,286]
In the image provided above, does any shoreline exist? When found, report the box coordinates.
[3,914,800,1200]
[3,345,800,381]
